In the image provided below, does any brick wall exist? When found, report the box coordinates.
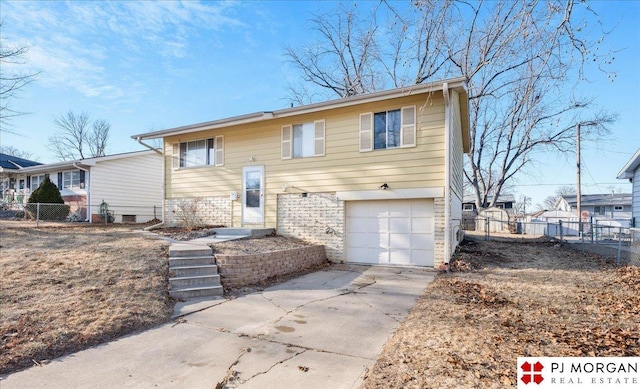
[215,245,327,289]
[277,193,344,262]
[166,196,231,227]
[62,194,87,220]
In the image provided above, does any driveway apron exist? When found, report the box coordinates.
[1,264,435,389]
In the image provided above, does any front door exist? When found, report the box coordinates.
[242,165,264,224]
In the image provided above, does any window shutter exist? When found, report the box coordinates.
[359,113,373,152]
[401,106,416,147]
[172,143,180,169]
[281,125,292,159]
[27,176,31,189]
[57,172,63,190]
[214,136,224,166]
[314,120,325,156]
[79,170,86,189]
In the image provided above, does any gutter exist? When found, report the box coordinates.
[443,82,451,265]
[135,137,162,155]
[73,162,91,222]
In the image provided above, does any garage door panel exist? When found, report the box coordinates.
[411,217,433,233]
[389,233,411,249]
[365,218,389,233]
[389,217,410,233]
[411,233,433,249]
[346,199,435,267]
[411,250,433,266]
[367,233,387,249]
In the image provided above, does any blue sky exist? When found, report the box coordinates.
[0,0,639,208]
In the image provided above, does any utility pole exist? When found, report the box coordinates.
[576,123,582,236]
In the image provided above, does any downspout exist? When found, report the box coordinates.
[443,83,451,266]
[73,163,90,222]
[135,137,165,230]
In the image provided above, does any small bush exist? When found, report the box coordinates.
[28,174,64,204]
[26,174,69,220]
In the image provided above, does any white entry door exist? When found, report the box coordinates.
[242,165,264,224]
[346,199,434,266]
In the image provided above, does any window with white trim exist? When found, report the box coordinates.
[281,120,325,159]
[63,170,81,189]
[359,106,416,152]
[31,175,45,190]
[614,206,623,211]
[173,136,224,168]
[463,204,474,211]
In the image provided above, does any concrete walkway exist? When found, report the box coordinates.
[1,265,435,389]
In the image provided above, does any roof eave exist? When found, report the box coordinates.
[617,149,640,179]
[131,77,468,140]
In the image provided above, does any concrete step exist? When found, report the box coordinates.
[170,264,218,277]
[212,228,275,237]
[170,285,224,299]
[169,274,221,288]
[169,243,212,258]
[169,255,215,267]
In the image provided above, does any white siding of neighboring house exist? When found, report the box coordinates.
[88,153,163,223]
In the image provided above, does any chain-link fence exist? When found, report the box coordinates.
[1,202,162,227]
[464,215,637,266]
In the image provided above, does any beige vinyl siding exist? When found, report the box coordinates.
[90,153,163,223]
[450,89,465,198]
[165,93,447,227]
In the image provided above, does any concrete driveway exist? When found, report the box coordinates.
[1,264,435,389]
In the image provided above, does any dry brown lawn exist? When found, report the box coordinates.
[362,238,640,388]
[0,222,173,374]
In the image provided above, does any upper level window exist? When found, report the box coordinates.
[173,136,224,168]
[463,204,474,211]
[63,170,80,189]
[360,106,416,152]
[614,206,623,211]
[594,206,605,215]
[281,120,325,159]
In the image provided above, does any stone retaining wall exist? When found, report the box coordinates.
[215,245,327,289]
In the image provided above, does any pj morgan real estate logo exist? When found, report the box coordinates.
[517,357,639,388]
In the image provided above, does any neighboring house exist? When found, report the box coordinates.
[9,150,162,223]
[0,153,42,204]
[462,194,515,213]
[132,78,470,267]
[553,193,633,227]
[617,149,640,227]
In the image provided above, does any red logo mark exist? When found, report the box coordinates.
[521,361,544,385]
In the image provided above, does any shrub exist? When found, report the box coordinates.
[26,174,70,220]
[28,174,64,204]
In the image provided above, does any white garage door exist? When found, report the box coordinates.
[346,199,435,266]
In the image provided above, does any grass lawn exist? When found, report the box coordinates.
[0,222,173,374]
[361,238,640,388]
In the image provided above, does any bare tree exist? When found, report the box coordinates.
[0,145,33,160]
[285,0,616,209]
[0,21,39,132]
[285,3,383,105]
[48,111,111,160]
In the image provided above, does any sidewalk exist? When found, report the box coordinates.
[1,264,435,389]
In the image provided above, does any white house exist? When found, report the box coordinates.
[12,150,163,223]
[554,193,632,228]
[617,148,640,227]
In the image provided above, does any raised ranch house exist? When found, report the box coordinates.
[132,78,470,267]
[5,150,162,223]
